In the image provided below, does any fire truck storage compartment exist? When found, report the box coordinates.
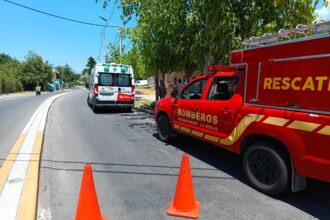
[231,36,330,114]
[246,56,330,113]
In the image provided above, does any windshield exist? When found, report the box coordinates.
[98,73,131,87]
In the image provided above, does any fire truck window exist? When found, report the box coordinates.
[208,78,238,100]
[181,79,207,100]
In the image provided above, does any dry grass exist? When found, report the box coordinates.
[135,98,153,107]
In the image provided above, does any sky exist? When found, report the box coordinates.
[0,0,135,73]
[0,1,329,74]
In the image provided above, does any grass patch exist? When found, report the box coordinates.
[135,98,153,107]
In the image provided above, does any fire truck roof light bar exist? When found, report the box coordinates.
[207,65,236,73]
[242,20,330,48]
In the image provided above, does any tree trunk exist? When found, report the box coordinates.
[155,71,159,101]
[204,54,215,73]
[13,81,16,93]
[162,72,165,96]
[0,79,2,94]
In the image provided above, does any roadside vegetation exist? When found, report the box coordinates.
[98,0,327,100]
[0,51,80,94]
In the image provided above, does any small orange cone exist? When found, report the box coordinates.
[167,153,200,219]
[75,164,106,220]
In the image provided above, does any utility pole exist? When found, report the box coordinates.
[104,31,107,63]
[119,29,122,57]
[62,66,64,89]
[99,16,124,59]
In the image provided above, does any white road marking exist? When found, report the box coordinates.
[0,93,71,219]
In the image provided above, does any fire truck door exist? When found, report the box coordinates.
[201,77,242,142]
[173,79,208,133]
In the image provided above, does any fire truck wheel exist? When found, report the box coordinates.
[157,114,172,143]
[243,143,290,196]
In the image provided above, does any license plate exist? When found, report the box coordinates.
[100,93,114,96]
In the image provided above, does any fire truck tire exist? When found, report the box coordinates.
[243,143,290,196]
[157,114,172,143]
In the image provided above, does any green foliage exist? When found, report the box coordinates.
[82,56,96,76]
[55,64,80,85]
[0,60,23,93]
[98,0,325,78]
[0,53,14,65]
[20,51,53,90]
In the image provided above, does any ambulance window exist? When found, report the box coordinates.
[181,79,207,100]
[116,74,131,87]
[99,73,115,86]
[208,77,238,100]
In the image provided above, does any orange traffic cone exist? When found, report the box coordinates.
[75,164,106,220]
[167,153,200,219]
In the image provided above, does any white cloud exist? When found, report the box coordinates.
[316,4,330,20]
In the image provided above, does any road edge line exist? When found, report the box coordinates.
[16,132,44,220]
[0,133,26,194]
[17,92,71,220]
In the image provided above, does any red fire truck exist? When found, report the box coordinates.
[155,21,330,195]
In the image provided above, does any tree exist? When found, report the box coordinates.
[100,0,325,66]
[0,57,23,93]
[82,56,96,76]
[0,53,14,64]
[97,0,326,100]
[55,64,80,86]
[21,51,53,91]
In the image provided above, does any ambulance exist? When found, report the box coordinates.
[87,63,134,112]
[155,20,330,195]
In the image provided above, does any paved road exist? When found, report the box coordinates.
[0,92,62,167]
[39,90,330,220]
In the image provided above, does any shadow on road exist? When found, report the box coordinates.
[151,133,330,219]
[39,159,234,180]
[91,108,134,115]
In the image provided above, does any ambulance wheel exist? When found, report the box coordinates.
[243,143,290,196]
[87,96,91,107]
[125,107,133,112]
[157,114,172,143]
[92,103,99,113]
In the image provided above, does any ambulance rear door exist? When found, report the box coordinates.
[98,72,133,102]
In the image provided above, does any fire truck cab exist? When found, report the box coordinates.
[155,21,330,195]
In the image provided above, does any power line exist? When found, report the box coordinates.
[107,0,117,22]
[2,0,119,28]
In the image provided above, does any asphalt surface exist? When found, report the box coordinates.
[0,91,62,167]
[38,90,330,220]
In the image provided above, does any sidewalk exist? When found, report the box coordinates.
[0,90,68,101]
[0,91,34,101]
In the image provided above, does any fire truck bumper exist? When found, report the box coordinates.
[94,100,134,108]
